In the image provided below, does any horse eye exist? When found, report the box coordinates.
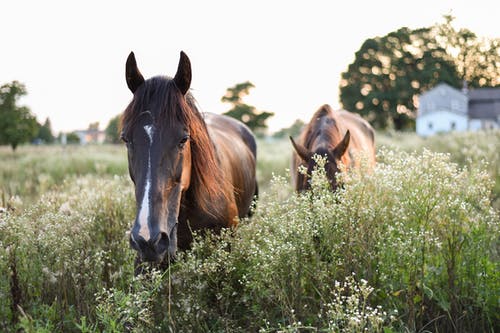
[178,135,189,148]
[120,133,132,146]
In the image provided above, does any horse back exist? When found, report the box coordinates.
[204,113,257,218]
[336,110,376,167]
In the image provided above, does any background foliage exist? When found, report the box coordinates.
[0,81,39,151]
[105,115,121,144]
[339,16,500,130]
[221,81,274,134]
[37,118,55,144]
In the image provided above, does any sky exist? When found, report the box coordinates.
[2,0,499,134]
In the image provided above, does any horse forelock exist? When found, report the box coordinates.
[303,105,345,150]
[121,77,183,134]
[315,104,334,118]
[120,76,230,220]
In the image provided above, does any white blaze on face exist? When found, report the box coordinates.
[137,124,154,240]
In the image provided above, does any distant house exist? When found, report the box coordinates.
[74,129,106,144]
[416,83,500,136]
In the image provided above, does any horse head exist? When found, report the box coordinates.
[290,129,350,191]
[121,51,193,263]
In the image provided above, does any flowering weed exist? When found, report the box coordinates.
[0,133,498,332]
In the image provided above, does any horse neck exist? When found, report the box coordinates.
[181,125,234,227]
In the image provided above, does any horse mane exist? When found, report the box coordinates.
[302,104,345,149]
[120,76,231,219]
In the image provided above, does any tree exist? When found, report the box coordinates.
[0,81,39,151]
[66,132,80,144]
[273,119,305,139]
[37,117,55,144]
[221,81,274,133]
[340,16,500,130]
[105,114,121,144]
[340,27,460,130]
[436,14,500,87]
[88,122,99,131]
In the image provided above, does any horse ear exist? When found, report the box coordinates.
[126,52,145,93]
[332,130,350,159]
[174,51,192,95]
[290,136,311,162]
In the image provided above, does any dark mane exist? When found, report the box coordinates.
[121,76,231,219]
[302,104,344,149]
[121,76,183,135]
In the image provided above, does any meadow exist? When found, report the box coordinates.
[0,130,498,332]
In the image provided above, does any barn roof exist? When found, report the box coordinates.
[467,87,500,120]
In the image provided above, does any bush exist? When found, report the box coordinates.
[341,149,499,331]
[0,176,135,331]
[97,150,497,332]
[0,135,497,332]
[378,130,500,210]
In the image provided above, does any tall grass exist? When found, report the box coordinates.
[156,151,497,332]
[0,175,136,331]
[256,137,292,195]
[0,130,498,332]
[0,145,128,208]
[377,130,500,210]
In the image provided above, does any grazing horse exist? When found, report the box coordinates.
[121,51,257,264]
[290,104,375,192]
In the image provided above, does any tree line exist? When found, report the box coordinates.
[0,81,51,151]
[1,15,498,149]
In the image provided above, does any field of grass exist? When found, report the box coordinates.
[0,130,499,332]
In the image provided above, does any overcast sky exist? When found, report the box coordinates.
[2,0,499,133]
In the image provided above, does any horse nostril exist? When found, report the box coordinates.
[129,230,169,262]
[156,232,169,255]
[129,232,141,250]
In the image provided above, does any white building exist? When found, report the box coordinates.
[74,129,106,144]
[416,83,500,137]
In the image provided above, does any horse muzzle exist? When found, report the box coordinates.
[130,230,172,263]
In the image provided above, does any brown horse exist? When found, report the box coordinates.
[290,104,375,191]
[121,51,257,264]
